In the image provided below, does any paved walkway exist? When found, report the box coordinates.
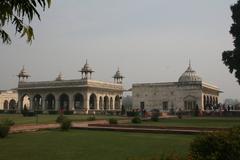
[10,120,108,133]
[10,119,215,135]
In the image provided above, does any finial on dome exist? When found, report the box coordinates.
[188,59,192,70]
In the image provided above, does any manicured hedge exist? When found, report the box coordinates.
[64,110,74,115]
[48,110,58,115]
[22,111,35,117]
[127,111,139,117]
[6,110,17,114]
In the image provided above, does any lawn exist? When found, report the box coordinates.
[135,117,240,128]
[0,130,194,160]
[0,114,124,125]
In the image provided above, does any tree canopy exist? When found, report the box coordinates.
[222,0,240,84]
[0,0,51,44]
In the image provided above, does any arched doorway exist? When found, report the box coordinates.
[110,97,113,109]
[9,99,17,110]
[104,96,109,110]
[33,94,42,110]
[22,94,30,110]
[59,94,69,111]
[3,100,8,110]
[115,95,121,109]
[45,94,55,110]
[210,97,213,107]
[89,93,97,109]
[206,96,210,108]
[99,97,103,110]
[74,93,84,110]
[203,95,206,110]
[183,96,197,111]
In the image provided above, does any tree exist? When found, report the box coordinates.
[0,0,51,44]
[222,0,240,84]
[190,127,240,160]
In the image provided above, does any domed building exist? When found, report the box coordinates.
[132,63,221,112]
[17,62,124,114]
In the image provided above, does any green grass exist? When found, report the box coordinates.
[0,130,194,160]
[136,117,240,128]
[0,114,124,125]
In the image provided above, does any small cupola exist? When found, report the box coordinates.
[79,60,94,79]
[17,66,30,82]
[113,68,124,84]
[55,72,64,81]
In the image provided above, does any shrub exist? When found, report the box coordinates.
[190,126,240,160]
[56,115,66,123]
[109,118,118,124]
[0,119,15,138]
[48,110,58,115]
[0,110,4,114]
[151,109,160,122]
[87,116,96,121]
[131,116,142,124]
[176,109,183,119]
[60,118,72,131]
[3,119,15,126]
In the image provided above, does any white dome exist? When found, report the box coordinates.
[178,63,202,82]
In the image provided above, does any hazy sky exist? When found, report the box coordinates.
[0,0,239,101]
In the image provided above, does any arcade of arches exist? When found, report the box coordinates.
[18,92,122,113]
[203,95,219,110]
[0,90,18,110]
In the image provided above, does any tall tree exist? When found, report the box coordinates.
[0,0,51,44]
[222,0,240,84]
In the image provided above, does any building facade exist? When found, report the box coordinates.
[132,63,221,112]
[0,90,18,111]
[17,62,124,114]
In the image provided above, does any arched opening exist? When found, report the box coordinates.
[33,94,42,110]
[89,93,97,109]
[74,93,84,110]
[9,99,17,110]
[99,96,103,110]
[206,96,210,108]
[22,94,30,110]
[59,94,69,111]
[210,97,213,107]
[104,96,109,110]
[115,95,121,109]
[184,96,197,111]
[3,100,8,110]
[45,94,55,110]
[203,95,206,110]
[110,97,113,109]
[213,97,216,106]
